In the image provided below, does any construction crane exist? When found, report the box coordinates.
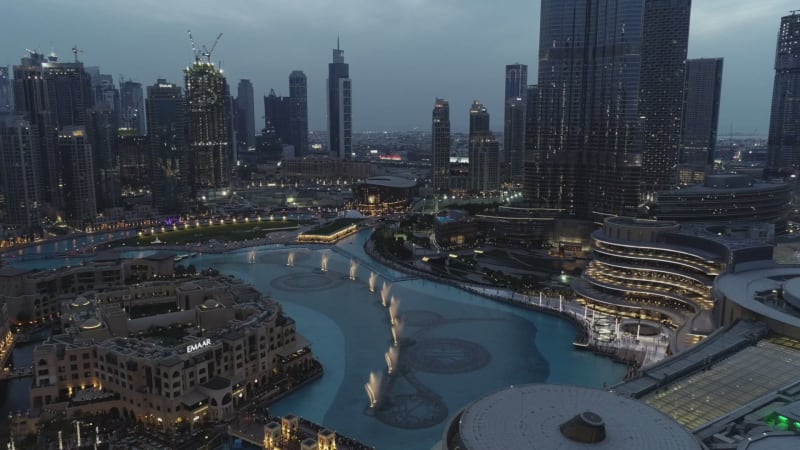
[71,45,83,63]
[187,30,222,63]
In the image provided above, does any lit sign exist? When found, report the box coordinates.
[186,338,212,353]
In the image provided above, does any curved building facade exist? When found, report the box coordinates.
[574,217,773,339]
[647,175,791,232]
[714,265,800,340]
[353,176,418,216]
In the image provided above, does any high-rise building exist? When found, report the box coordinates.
[235,79,255,150]
[432,98,451,194]
[680,58,723,179]
[147,79,188,213]
[13,51,58,207]
[58,126,97,228]
[13,51,95,214]
[264,89,290,145]
[0,66,12,114]
[468,101,499,193]
[639,0,692,194]
[263,71,309,159]
[288,71,309,157]
[767,12,800,174]
[469,100,490,135]
[120,80,145,135]
[504,64,527,184]
[89,105,120,209]
[0,116,41,230]
[327,41,352,159]
[42,58,94,129]
[532,0,691,220]
[185,61,232,199]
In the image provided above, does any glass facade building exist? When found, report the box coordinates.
[767,12,800,174]
[327,44,351,159]
[531,0,690,221]
[432,98,451,194]
[185,62,232,199]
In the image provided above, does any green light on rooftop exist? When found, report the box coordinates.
[777,415,788,423]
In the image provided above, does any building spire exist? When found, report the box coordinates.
[337,36,340,50]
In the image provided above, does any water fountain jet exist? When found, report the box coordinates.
[364,371,383,409]
[381,282,391,307]
[287,252,295,267]
[389,297,401,325]
[385,346,400,375]
[369,272,377,292]
[321,253,329,272]
[349,259,358,281]
[391,318,404,346]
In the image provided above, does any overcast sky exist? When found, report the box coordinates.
[0,0,795,133]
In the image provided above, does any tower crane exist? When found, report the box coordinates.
[187,30,223,64]
[71,45,83,63]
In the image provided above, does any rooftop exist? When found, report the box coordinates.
[451,384,700,450]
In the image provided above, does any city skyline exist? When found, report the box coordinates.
[0,0,794,133]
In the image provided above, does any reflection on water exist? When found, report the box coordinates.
[2,230,626,450]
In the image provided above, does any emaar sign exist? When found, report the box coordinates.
[186,338,212,354]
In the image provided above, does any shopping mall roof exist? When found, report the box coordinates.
[715,265,800,328]
[452,384,700,450]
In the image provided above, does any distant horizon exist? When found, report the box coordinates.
[1,0,796,134]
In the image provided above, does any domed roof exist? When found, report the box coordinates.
[80,318,103,330]
[71,296,91,308]
[446,384,700,450]
[201,299,221,309]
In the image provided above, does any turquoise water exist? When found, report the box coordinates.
[7,231,626,450]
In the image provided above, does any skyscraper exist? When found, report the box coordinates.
[264,89,290,144]
[639,0,692,193]
[431,98,451,194]
[288,71,309,157]
[468,101,500,193]
[767,12,800,174]
[0,66,12,114]
[89,105,120,209]
[0,116,41,230]
[504,64,527,184]
[13,51,95,214]
[58,126,97,229]
[185,61,232,199]
[327,41,352,159]
[532,0,691,220]
[13,51,58,207]
[469,100,490,136]
[147,79,187,213]
[680,58,723,175]
[235,79,255,150]
[264,72,309,158]
[120,80,145,135]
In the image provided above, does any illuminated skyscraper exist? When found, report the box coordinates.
[58,126,97,228]
[327,41,352,159]
[185,61,232,199]
[767,12,800,174]
[504,64,527,184]
[0,116,41,230]
[432,98,451,194]
[679,58,723,181]
[288,71,309,157]
[13,51,95,214]
[468,101,499,193]
[0,66,12,114]
[532,0,690,220]
[147,79,187,213]
[120,80,145,135]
